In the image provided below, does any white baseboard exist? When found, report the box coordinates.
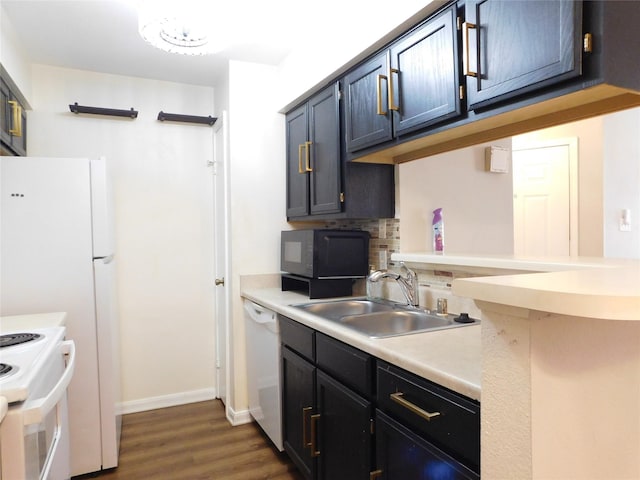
[226,405,252,426]
[118,388,217,415]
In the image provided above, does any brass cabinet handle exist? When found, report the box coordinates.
[310,413,321,457]
[390,392,441,421]
[376,74,388,115]
[462,21,478,77]
[304,141,313,172]
[302,406,312,448]
[298,144,305,174]
[370,470,383,480]
[388,68,399,112]
[8,100,23,137]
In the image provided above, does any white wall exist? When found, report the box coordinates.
[398,138,515,254]
[0,3,32,102]
[275,0,437,109]
[227,60,289,417]
[27,64,217,409]
[603,107,640,259]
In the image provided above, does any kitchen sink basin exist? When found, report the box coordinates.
[295,299,395,320]
[340,310,456,338]
[293,298,478,338]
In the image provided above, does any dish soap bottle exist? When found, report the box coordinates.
[432,208,444,254]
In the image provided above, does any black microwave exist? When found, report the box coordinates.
[281,229,370,279]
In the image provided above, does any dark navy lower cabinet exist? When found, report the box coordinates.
[374,410,479,480]
[281,316,480,480]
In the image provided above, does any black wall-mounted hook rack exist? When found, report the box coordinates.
[69,102,138,119]
[157,111,217,126]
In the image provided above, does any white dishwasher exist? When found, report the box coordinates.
[243,299,283,451]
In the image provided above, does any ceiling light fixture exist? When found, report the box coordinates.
[137,1,227,55]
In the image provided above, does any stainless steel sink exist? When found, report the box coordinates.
[295,299,395,320]
[293,299,478,338]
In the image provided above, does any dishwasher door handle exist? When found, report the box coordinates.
[243,300,278,332]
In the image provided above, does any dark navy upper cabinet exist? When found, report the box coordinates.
[344,4,461,153]
[285,83,395,222]
[464,0,583,110]
[389,4,461,137]
[343,52,393,153]
[286,83,342,219]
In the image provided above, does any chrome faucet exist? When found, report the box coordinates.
[367,262,419,307]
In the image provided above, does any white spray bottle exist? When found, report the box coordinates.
[432,208,444,254]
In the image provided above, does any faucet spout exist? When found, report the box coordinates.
[367,262,419,307]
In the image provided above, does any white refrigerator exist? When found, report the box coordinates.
[0,156,122,476]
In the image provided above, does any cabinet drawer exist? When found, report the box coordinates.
[377,361,480,473]
[316,333,373,398]
[279,315,315,362]
[376,409,479,480]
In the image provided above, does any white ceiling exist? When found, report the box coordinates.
[1,0,368,87]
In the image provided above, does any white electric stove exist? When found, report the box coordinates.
[0,326,75,480]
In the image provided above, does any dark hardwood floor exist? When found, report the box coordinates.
[94,399,303,480]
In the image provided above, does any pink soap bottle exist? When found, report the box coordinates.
[432,208,444,254]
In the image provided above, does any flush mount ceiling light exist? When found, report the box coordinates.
[137,1,227,55]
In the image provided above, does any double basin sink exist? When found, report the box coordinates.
[293,298,478,339]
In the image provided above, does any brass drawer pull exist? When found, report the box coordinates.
[388,68,399,112]
[304,141,313,172]
[390,392,441,421]
[298,144,305,174]
[462,21,478,78]
[302,406,312,448]
[370,469,383,479]
[8,100,23,137]
[310,413,321,457]
[376,74,388,115]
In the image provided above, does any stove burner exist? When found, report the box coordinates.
[0,333,42,348]
[0,362,16,378]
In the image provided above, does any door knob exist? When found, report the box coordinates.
[215,278,225,286]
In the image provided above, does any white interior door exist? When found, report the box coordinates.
[513,138,578,256]
[212,111,230,407]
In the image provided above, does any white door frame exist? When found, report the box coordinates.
[211,111,231,409]
[513,137,579,256]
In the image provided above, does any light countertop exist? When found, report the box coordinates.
[0,312,67,332]
[394,252,634,272]
[241,286,481,401]
[394,253,640,321]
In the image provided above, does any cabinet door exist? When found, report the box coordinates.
[344,52,392,153]
[308,84,341,215]
[465,0,583,110]
[282,347,316,479]
[390,4,461,137]
[286,104,310,218]
[375,410,479,480]
[282,347,316,480]
[316,370,372,480]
